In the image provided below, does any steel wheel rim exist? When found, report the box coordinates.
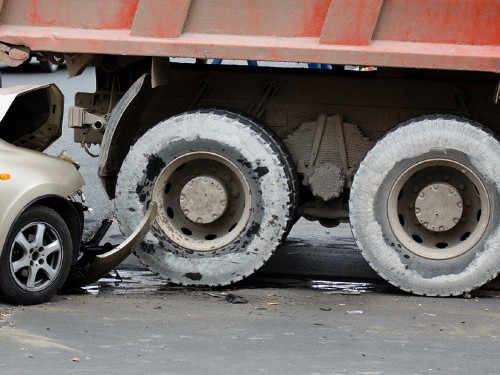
[388,159,490,260]
[152,152,252,252]
[10,222,64,292]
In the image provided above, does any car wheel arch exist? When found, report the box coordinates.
[12,196,84,264]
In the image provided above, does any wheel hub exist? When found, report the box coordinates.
[179,175,229,224]
[414,183,463,232]
[152,151,252,252]
[387,159,490,260]
[10,222,63,292]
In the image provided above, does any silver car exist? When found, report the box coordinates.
[0,83,158,305]
[0,83,85,305]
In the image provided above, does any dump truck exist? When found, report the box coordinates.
[0,0,499,296]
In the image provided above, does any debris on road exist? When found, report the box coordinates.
[225,294,249,304]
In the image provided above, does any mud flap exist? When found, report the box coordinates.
[77,202,157,285]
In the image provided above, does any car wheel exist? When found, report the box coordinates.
[0,206,73,305]
[349,115,500,296]
[115,109,298,286]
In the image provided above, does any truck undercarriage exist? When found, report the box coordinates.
[65,58,500,294]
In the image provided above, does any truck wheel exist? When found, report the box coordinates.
[0,206,73,305]
[115,109,298,286]
[349,115,500,296]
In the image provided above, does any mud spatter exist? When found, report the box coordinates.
[246,221,261,238]
[136,155,166,202]
[141,242,157,254]
[184,272,203,281]
[253,166,269,177]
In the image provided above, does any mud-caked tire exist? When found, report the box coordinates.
[350,115,500,296]
[115,109,298,286]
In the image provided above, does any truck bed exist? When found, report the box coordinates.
[0,0,498,72]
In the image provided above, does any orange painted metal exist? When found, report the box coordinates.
[374,0,500,46]
[9,0,140,29]
[320,0,384,46]
[0,0,498,72]
[181,0,331,37]
[131,0,191,38]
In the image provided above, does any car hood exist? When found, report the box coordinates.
[0,138,84,193]
[0,83,64,151]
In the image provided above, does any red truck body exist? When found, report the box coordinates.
[0,0,498,72]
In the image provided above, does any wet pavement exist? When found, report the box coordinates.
[79,220,500,300]
[1,220,499,374]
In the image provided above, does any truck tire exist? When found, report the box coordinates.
[0,206,73,305]
[349,115,500,296]
[115,109,298,286]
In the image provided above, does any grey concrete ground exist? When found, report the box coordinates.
[1,281,499,375]
[1,63,499,375]
[0,218,499,375]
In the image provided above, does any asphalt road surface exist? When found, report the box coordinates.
[0,63,499,375]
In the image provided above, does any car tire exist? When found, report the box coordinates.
[0,206,73,305]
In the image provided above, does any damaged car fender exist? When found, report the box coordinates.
[0,139,85,253]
